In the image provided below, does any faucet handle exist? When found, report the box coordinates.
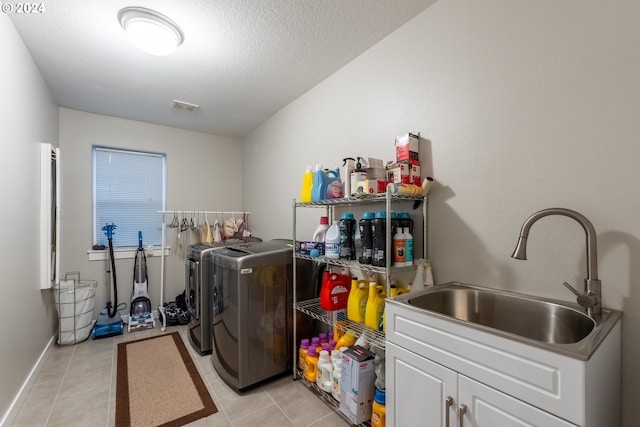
[562,281,599,309]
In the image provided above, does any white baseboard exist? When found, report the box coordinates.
[0,334,56,427]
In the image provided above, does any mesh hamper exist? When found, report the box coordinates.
[52,272,97,345]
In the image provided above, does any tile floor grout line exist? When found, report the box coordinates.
[43,344,77,426]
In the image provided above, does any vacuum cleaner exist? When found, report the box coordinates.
[92,223,125,339]
[128,231,155,332]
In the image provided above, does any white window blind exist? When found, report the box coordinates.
[93,146,166,247]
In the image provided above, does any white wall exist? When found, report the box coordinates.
[59,108,243,317]
[242,0,639,425]
[0,14,59,423]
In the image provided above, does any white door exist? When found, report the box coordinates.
[387,342,459,427]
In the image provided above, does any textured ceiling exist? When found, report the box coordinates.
[10,0,436,138]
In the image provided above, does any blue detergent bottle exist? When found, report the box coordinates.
[311,164,327,202]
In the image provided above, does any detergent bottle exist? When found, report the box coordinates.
[319,271,350,310]
[324,221,341,259]
[304,345,319,382]
[311,164,326,202]
[347,277,368,323]
[371,388,386,427]
[316,350,333,392]
[322,168,344,199]
[334,329,356,350]
[298,338,310,371]
[300,165,314,203]
[365,282,386,331]
[333,310,346,341]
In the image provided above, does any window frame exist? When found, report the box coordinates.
[91,146,167,249]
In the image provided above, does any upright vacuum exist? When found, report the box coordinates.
[128,231,155,332]
[92,223,125,339]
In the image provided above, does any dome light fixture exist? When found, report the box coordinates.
[118,7,184,56]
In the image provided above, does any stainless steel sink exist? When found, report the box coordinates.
[390,282,621,359]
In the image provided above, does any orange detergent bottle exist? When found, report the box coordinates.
[304,345,319,382]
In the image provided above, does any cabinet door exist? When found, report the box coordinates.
[459,376,577,427]
[387,342,458,427]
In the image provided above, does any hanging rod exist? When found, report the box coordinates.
[158,210,249,215]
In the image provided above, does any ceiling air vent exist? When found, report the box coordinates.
[172,100,199,112]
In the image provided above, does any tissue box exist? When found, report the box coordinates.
[339,346,376,424]
[387,162,411,184]
[395,133,419,162]
[357,179,388,195]
[409,163,421,185]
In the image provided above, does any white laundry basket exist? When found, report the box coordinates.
[53,272,97,345]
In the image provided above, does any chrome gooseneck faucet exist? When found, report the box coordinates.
[511,208,602,316]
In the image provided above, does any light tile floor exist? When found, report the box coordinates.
[10,324,352,427]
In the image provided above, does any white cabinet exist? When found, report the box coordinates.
[386,300,621,427]
[387,342,577,426]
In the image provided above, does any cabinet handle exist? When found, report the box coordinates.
[445,396,453,427]
[458,404,467,427]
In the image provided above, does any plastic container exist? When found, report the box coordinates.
[334,310,346,341]
[393,226,407,267]
[371,211,386,267]
[358,212,374,264]
[324,220,341,259]
[347,277,368,323]
[312,216,330,243]
[322,168,344,199]
[404,227,413,266]
[331,349,342,368]
[319,271,350,311]
[335,329,356,350]
[399,212,413,235]
[342,157,355,196]
[317,350,334,392]
[304,345,319,382]
[371,388,386,427]
[350,157,368,195]
[364,282,385,331]
[339,213,356,260]
[311,164,326,202]
[332,366,342,401]
[300,165,313,203]
[298,338,309,371]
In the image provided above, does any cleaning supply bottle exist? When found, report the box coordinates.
[350,157,368,195]
[311,164,326,202]
[298,338,310,371]
[393,226,407,267]
[304,345,319,382]
[334,328,356,350]
[425,260,434,287]
[300,165,314,203]
[358,212,374,264]
[338,213,356,260]
[341,157,355,196]
[365,282,385,331]
[371,211,386,267]
[324,220,341,259]
[317,350,333,392]
[404,227,413,266]
[332,364,342,401]
[319,271,350,311]
[371,388,386,427]
[347,277,368,323]
[322,168,344,199]
[333,310,346,341]
[313,216,330,242]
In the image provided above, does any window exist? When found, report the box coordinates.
[93,146,166,247]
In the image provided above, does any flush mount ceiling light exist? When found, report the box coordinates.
[118,7,184,56]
